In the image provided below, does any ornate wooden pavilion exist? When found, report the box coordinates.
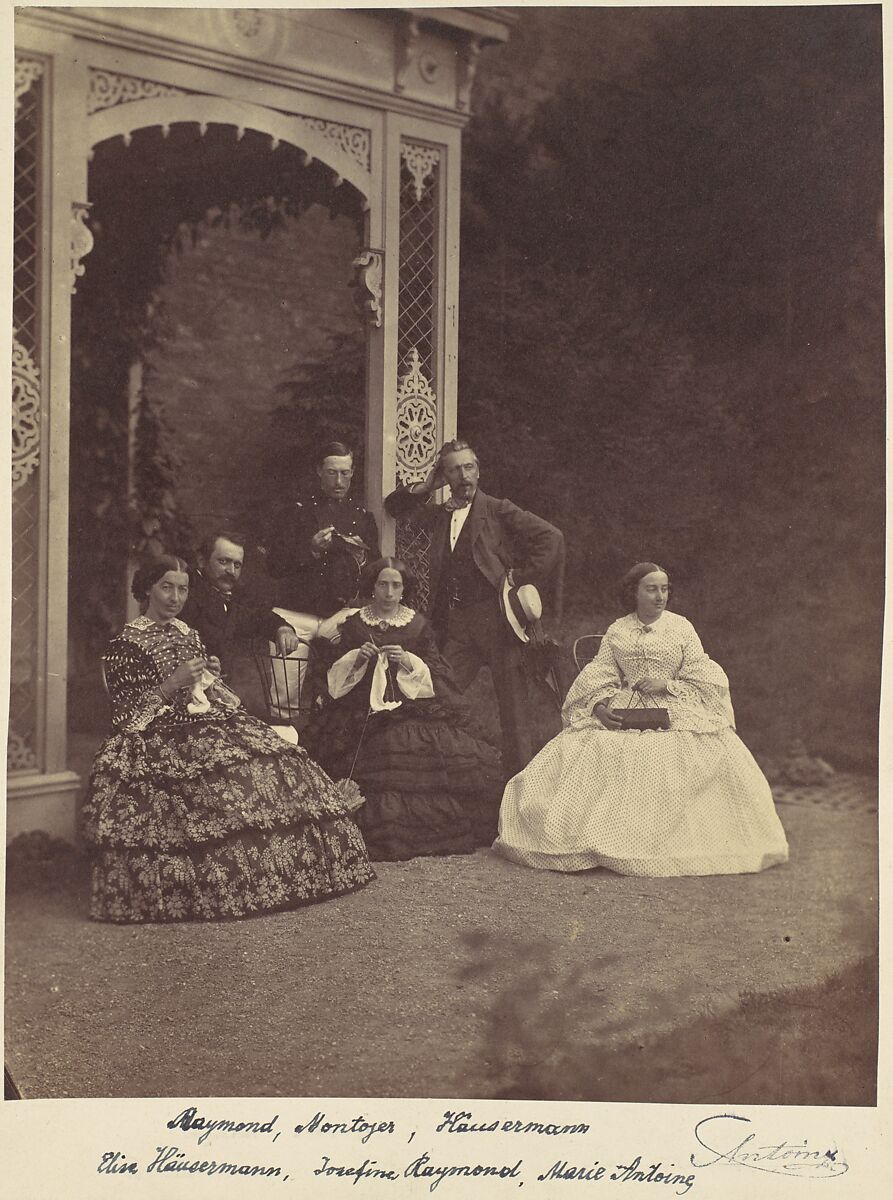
[10,6,511,840]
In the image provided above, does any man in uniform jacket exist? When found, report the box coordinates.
[180,531,299,679]
[385,438,564,778]
[266,441,381,619]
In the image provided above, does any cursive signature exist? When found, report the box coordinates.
[692,1114,848,1178]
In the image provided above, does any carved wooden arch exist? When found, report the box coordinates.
[87,94,372,201]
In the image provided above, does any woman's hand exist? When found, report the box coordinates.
[356,642,379,662]
[636,676,670,697]
[381,644,410,670]
[594,702,623,729]
[207,656,222,678]
[161,657,206,696]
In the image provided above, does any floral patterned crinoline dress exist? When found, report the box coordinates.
[81,616,375,923]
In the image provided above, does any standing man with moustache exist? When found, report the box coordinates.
[385,438,564,778]
[180,531,301,680]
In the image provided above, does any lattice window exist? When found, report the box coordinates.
[397,145,439,382]
[10,58,43,773]
[395,143,441,608]
[14,65,41,351]
[395,518,434,613]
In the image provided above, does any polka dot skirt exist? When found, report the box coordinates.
[493,612,789,877]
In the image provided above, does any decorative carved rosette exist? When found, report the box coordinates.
[88,70,188,115]
[395,348,438,486]
[12,332,41,493]
[15,55,44,114]
[418,53,440,85]
[70,202,95,295]
[295,116,371,174]
[401,143,440,203]
[211,8,281,58]
[233,9,263,39]
[352,249,384,329]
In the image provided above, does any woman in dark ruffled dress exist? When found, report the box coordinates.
[304,557,502,861]
[80,555,375,923]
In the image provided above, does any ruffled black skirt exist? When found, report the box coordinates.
[305,699,502,861]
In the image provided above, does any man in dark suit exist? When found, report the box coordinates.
[180,531,300,679]
[266,441,381,619]
[385,438,564,777]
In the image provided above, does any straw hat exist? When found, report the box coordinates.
[499,575,543,643]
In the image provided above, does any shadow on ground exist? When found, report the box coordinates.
[458,929,877,1106]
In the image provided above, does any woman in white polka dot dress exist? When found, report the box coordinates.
[493,562,789,877]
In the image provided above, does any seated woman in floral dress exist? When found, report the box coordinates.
[80,554,375,923]
[304,557,503,861]
[493,561,789,878]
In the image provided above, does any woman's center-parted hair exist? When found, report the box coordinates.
[131,554,189,604]
[618,561,673,613]
[362,556,417,606]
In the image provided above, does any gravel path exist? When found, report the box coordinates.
[4,776,877,1101]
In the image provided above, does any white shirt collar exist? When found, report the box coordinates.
[449,502,473,550]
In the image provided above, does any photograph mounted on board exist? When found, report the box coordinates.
[6,3,882,1113]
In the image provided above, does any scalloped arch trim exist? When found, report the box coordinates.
[88,95,371,199]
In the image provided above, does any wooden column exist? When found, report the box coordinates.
[8,33,89,841]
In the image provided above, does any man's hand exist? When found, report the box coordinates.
[318,609,352,642]
[311,526,336,555]
[275,626,301,657]
[417,461,445,495]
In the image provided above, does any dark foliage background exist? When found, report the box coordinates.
[456,5,884,763]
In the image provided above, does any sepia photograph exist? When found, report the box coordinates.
[4,0,884,1148]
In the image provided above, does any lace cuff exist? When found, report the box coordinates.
[395,652,434,700]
